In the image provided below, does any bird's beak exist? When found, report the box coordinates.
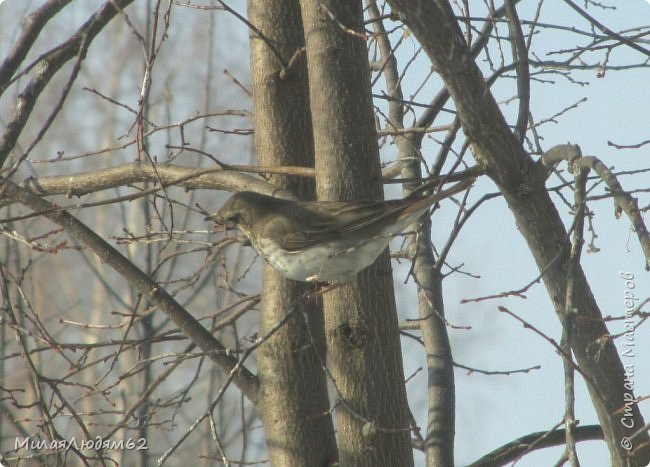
[205,214,238,231]
[205,214,227,228]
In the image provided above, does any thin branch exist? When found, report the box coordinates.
[216,0,289,70]
[504,0,530,142]
[497,305,596,388]
[562,0,650,58]
[607,139,650,150]
[467,425,604,467]
[560,161,589,467]
[543,146,650,270]
[0,0,74,93]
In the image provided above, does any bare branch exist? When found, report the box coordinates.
[504,0,530,142]
[562,0,650,58]
[543,145,650,270]
[467,425,604,467]
[0,0,74,93]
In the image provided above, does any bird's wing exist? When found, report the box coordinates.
[255,204,334,251]
[276,201,405,251]
[326,200,406,233]
[330,179,473,238]
[273,179,473,251]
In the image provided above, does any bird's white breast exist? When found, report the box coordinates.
[254,236,392,282]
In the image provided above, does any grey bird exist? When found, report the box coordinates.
[206,179,472,283]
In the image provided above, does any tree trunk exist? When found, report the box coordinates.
[248,1,337,465]
[299,1,414,465]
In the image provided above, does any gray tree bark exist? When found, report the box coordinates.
[248,1,337,465]
[299,1,414,465]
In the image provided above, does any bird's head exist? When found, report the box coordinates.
[205,192,269,230]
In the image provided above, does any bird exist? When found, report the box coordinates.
[205,179,472,283]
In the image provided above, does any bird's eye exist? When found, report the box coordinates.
[226,215,239,224]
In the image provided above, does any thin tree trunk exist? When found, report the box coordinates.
[368,3,456,461]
